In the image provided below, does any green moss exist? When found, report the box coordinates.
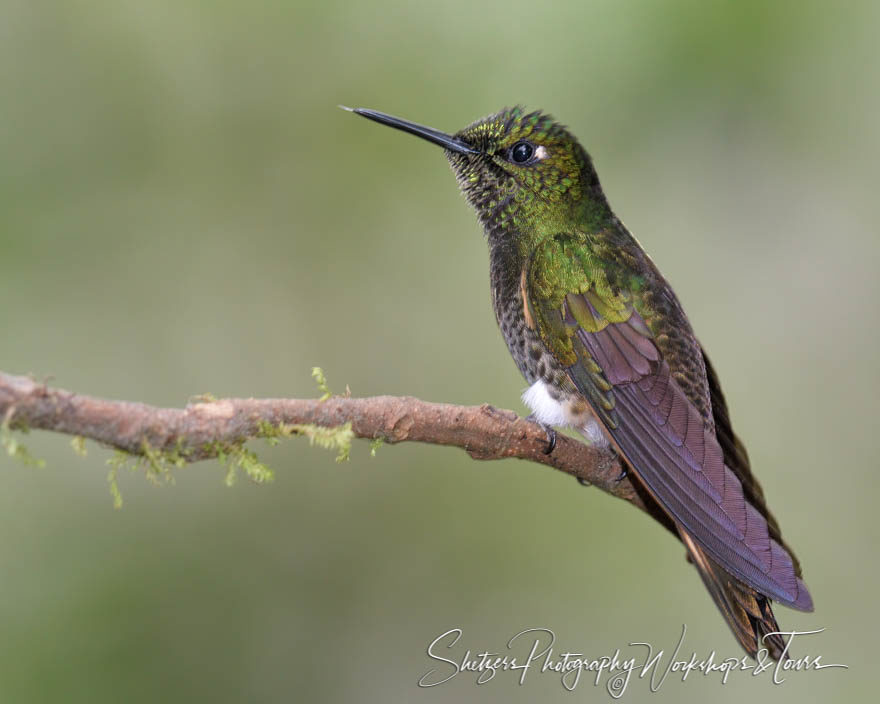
[105,451,130,509]
[71,436,88,457]
[256,419,354,463]
[189,392,218,404]
[292,422,354,463]
[256,419,286,446]
[101,439,194,508]
[231,446,274,484]
[223,456,238,487]
[1,417,46,468]
[311,366,332,400]
[202,439,274,487]
[16,367,360,508]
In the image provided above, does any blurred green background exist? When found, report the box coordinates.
[1,0,876,701]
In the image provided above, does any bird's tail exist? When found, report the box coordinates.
[679,530,788,661]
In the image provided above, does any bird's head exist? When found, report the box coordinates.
[345,106,607,247]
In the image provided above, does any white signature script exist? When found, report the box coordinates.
[418,625,847,696]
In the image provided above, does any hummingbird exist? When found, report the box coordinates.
[344,105,813,660]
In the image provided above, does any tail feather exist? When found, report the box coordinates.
[680,530,788,660]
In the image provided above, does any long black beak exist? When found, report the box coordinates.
[341,106,479,155]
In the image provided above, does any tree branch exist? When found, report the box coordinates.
[0,370,655,513]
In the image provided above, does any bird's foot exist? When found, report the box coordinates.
[578,464,625,487]
[525,413,556,455]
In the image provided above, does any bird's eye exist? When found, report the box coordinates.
[510,141,535,164]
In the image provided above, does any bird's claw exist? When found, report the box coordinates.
[525,414,556,455]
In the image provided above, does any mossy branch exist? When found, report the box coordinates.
[0,370,656,514]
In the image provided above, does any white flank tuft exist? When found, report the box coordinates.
[521,380,569,427]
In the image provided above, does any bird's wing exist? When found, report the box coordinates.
[700,347,803,579]
[526,236,812,611]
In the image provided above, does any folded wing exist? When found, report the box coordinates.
[534,281,812,611]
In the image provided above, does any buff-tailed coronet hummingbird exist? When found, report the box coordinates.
[344,105,813,660]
